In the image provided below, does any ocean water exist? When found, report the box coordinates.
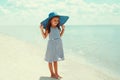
[63,25,120,77]
[0,25,120,77]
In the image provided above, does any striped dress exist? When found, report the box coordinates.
[45,27,64,63]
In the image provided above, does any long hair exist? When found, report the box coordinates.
[46,16,61,33]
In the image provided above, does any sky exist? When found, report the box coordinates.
[0,0,120,26]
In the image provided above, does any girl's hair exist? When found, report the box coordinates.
[46,16,61,33]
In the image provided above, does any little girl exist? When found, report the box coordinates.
[40,12,69,79]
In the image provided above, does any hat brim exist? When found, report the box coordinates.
[41,16,69,29]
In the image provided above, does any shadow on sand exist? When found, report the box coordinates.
[39,76,60,80]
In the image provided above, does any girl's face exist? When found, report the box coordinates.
[50,17,59,27]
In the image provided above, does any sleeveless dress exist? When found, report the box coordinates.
[45,27,64,63]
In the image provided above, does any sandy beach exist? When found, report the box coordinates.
[0,33,120,80]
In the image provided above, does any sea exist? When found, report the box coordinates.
[0,25,120,77]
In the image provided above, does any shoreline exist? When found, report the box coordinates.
[64,53,120,80]
[65,50,120,79]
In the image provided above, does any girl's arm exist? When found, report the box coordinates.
[40,24,48,39]
[60,25,65,37]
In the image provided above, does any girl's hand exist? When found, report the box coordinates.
[60,25,65,37]
[61,25,65,30]
[40,24,44,30]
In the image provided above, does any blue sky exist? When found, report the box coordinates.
[85,0,120,3]
[0,0,120,25]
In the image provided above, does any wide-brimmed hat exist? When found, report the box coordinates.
[41,12,69,29]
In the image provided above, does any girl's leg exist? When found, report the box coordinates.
[53,61,58,75]
[48,62,55,77]
[53,61,62,78]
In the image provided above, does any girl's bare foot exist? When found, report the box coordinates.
[51,73,62,79]
[56,74,62,79]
